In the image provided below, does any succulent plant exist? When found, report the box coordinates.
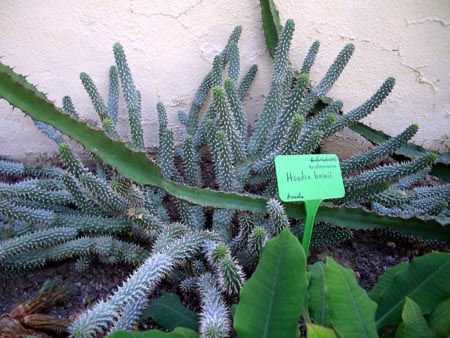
[0,19,448,338]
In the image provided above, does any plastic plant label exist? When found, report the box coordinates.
[274,154,345,257]
[274,154,345,202]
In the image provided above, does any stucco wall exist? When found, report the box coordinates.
[1,0,449,159]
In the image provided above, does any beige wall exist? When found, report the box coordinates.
[1,0,449,159]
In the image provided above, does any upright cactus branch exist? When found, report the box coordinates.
[248,19,295,156]
[341,124,419,175]
[62,95,78,117]
[187,26,243,136]
[300,40,320,75]
[107,66,119,125]
[313,44,355,98]
[262,74,309,156]
[113,43,145,149]
[237,64,258,101]
[227,42,240,85]
[80,72,109,123]
[214,85,246,161]
[224,77,248,143]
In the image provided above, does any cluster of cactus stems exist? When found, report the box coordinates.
[0,19,448,338]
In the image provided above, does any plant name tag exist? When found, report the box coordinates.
[274,154,345,202]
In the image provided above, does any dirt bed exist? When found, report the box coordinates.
[1,230,448,329]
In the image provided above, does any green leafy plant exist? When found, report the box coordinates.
[140,293,199,332]
[103,229,450,338]
[233,228,307,338]
[108,327,199,338]
[239,229,450,337]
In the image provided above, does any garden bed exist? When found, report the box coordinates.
[1,19,449,337]
[1,227,448,336]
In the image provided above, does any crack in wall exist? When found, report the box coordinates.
[402,64,438,92]
[127,0,205,35]
[395,46,438,112]
[406,17,450,27]
[128,0,204,20]
[318,32,440,113]
[339,34,371,43]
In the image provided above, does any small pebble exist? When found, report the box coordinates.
[386,241,396,249]
[355,271,361,279]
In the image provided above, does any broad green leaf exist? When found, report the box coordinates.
[430,164,450,183]
[376,253,450,329]
[106,327,199,338]
[395,298,436,338]
[234,228,308,338]
[231,303,237,319]
[308,262,330,326]
[427,297,450,338]
[307,205,449,241]
[325,257,378,338]
[173,329,198,338]
[1,62,449,241]
[369,262,408,302]
[306,323,337,338]
[259,0,283,58]
[140,293,199,331]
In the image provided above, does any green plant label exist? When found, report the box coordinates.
[274,154,344,202]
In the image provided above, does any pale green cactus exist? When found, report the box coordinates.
[175,19,448,252]
[70,231,207,337]
[62,95,78,117]
[107,66,120,125]
[267,198,290,236]
[300,40,320,75]
[248,19,295,156]
[341,124,419,175]
[80,72,109,124]
[198,274,231,338]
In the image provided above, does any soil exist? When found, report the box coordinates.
[1,229,448,335]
